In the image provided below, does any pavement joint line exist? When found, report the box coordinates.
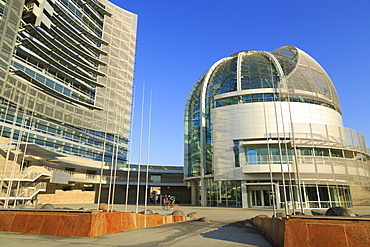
[158,220,231,246]
[248,219,279,247]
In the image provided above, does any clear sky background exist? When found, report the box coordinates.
[109,0,370,166]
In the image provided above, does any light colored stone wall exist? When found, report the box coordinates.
[0,150,22,176]
[37,190,95,205]
[350,185,370,206]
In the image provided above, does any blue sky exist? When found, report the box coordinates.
[109,0,370,166]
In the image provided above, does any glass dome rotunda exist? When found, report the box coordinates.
[185,46,342,178]
[199,46,340,113]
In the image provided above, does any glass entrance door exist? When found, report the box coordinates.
[263,190,273,206]
[250,190,262,206]
[249,189,273,207]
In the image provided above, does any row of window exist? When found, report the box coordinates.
[59,0,103,36]
[194,179,242,207]
[1,126,126,163]
[277,184,352,208]
[0,106,128,163]
[12,61,95,105]
[0,108,127,146]
[194,178,353,208]
[214,93,335,111]
[242,146,368,166]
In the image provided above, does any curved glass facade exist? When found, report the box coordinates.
[185,46,370,209]
[240,52,280,90]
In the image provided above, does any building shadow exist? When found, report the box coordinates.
[200,221,274,247]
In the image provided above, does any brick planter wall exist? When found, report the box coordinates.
[0,210,190,237]
[251,216,370,247]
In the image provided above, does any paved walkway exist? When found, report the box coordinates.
[1,204,274,247]
[1,204,369,247]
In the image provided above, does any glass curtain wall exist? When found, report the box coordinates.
[278,183,352,208]
[0,0,136,164]
[195,179,242,207]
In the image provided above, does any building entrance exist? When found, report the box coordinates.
[247,183,275,208]
[248,188,274,208]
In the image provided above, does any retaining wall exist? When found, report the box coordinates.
[251,215,370,247]
[0,210,190,237]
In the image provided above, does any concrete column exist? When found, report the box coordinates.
[190,180,196,205]
[201,176,207,206]
[242,182,248,208]
[275,183,281,209]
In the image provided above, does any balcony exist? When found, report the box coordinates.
[13,69,102,110]
[53,3,108,46]
[84,0,112,17]
[20,38,104,87]
[51,15,108,56]
[23,24,106,76]
[48,28,106,65]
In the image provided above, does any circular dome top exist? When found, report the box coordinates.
[202,46,340,113]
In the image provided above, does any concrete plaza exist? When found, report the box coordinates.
[1,204,369,247]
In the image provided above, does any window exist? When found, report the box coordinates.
[245,147,272,165]
[298,147,312,156]
[315,148,329,156]
[150,175,161,183]
[233,140,240,167]
[62,186,72,191]
[83,184,94,191]
[331,149,343,158]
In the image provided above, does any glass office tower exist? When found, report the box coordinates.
[0,0,137,205]
[184,46,370,209]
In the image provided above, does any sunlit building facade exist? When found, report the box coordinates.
[184,46,370,209]
[0,0,137,205]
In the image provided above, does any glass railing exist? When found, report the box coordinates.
[246,155,295,165]
[90,0,106,9]
[12,55,94,98]
[57,1,103,37]
[214,93,336,111]
[281,201,352,209]
[11,60,95,105]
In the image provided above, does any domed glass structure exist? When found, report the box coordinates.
[185,46,370,209]
[203,46,340,112]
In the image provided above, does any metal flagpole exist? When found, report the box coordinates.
[5,88,30,208]
[125,87,136,212]
[111,133,119,211]
[111,87,126,211]
[107,97,122,211]
[278,96,296,214]
[285,87,305,214]
[135,82,145,213]
[262,83,276,216]
[107,132,117,211]
[2,90,22,207]
[144,90,152,215]
[270,63,289,216]
[0,97,15,204]
[97,89,110,210]
[14,95,37,207]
